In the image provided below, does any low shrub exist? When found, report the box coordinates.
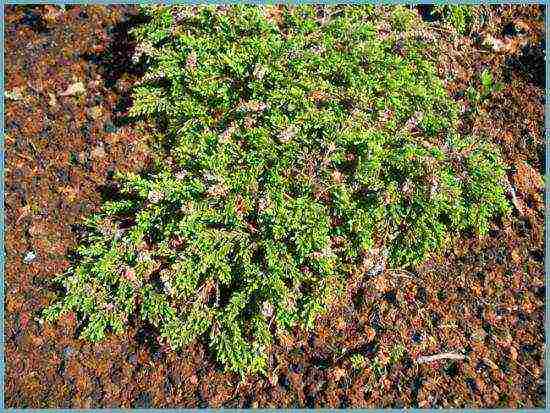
[45,5,509,376]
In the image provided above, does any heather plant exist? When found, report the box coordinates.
[45,5,509,376]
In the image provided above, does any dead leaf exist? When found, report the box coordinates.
[332,367,347,381]
[241,100,267,112]
[186,50,197,70]
[515,160,543,192]
[309,90,329,102]
[235,195,246,216]
[28,221,46,237]
[264,5,284,25]
[15,204,32,225]
[253,64,266,80]
[514,20,530,34]
[483,357,499,370]
[365,326,376,342]
[89,105,103,120]
[511,249,522,265]
[332,170,344,184]
[60,81,86,97]
[521,300,535,314]
[207,183,228,198]
[59,185,78,203]
[220,124,236,143]
[373,275,388,293]
[277,330,294,349]
[336,317,346,330]
[243,116,255,129]
[19,312,30,330]
[43,5,64,23]
[48,93,58,107]
[278,126,297,144]
[471,282,482,296]
[510,346,518,361]
[378,109,394,123]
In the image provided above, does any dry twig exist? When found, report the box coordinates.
[417,352,466,364]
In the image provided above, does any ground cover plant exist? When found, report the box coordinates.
[43,5,512,377]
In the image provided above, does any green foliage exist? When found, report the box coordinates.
[466,68,504,112]
[389,344,406,364]
[432,5,474,34]
[44,5,509,377]
[350,353,367,370]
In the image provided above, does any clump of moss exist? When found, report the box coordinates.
[45,5,509,376]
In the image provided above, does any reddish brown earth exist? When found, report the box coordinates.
[4,5,545,408]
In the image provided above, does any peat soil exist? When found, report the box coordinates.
[4,5,545,408]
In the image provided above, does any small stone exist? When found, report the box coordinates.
[366,262,385,277]
[23,251,37,264]
[261,301,274,318]
[115,229,126,240]
[241,100,267,112]
[62,346,75,359]
[91,145,106,159]
[104,122,117,133]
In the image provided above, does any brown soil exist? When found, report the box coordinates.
[4,5,545,408]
